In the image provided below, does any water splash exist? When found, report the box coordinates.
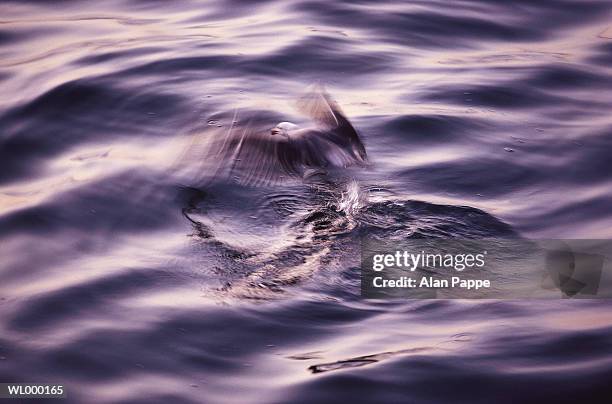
[336,179,366,218]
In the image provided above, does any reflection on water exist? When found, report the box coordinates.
[1,0,612,402]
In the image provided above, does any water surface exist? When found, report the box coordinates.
[1,0,612,402]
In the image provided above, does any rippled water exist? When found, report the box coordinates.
[1,1,612,402]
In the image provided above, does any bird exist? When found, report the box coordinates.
[201,86,368,187]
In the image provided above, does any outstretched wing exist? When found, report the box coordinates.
[295,85,367,163]
[287,128,359,169]
[295,84,340,130]
[203,117,303,187]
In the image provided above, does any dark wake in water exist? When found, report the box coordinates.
[176,173,518,301]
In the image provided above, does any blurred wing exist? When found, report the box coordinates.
[291,129,362,168]
[295,84,340,130]
[172,110,241,186]
[203,118,303,187]
[231,131,302,186]
[296,85,367,163]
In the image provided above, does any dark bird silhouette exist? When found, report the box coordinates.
[203,86,368,186]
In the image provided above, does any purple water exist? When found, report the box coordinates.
[1,1,612,402]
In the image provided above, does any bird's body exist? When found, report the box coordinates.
[203,86,367,186]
